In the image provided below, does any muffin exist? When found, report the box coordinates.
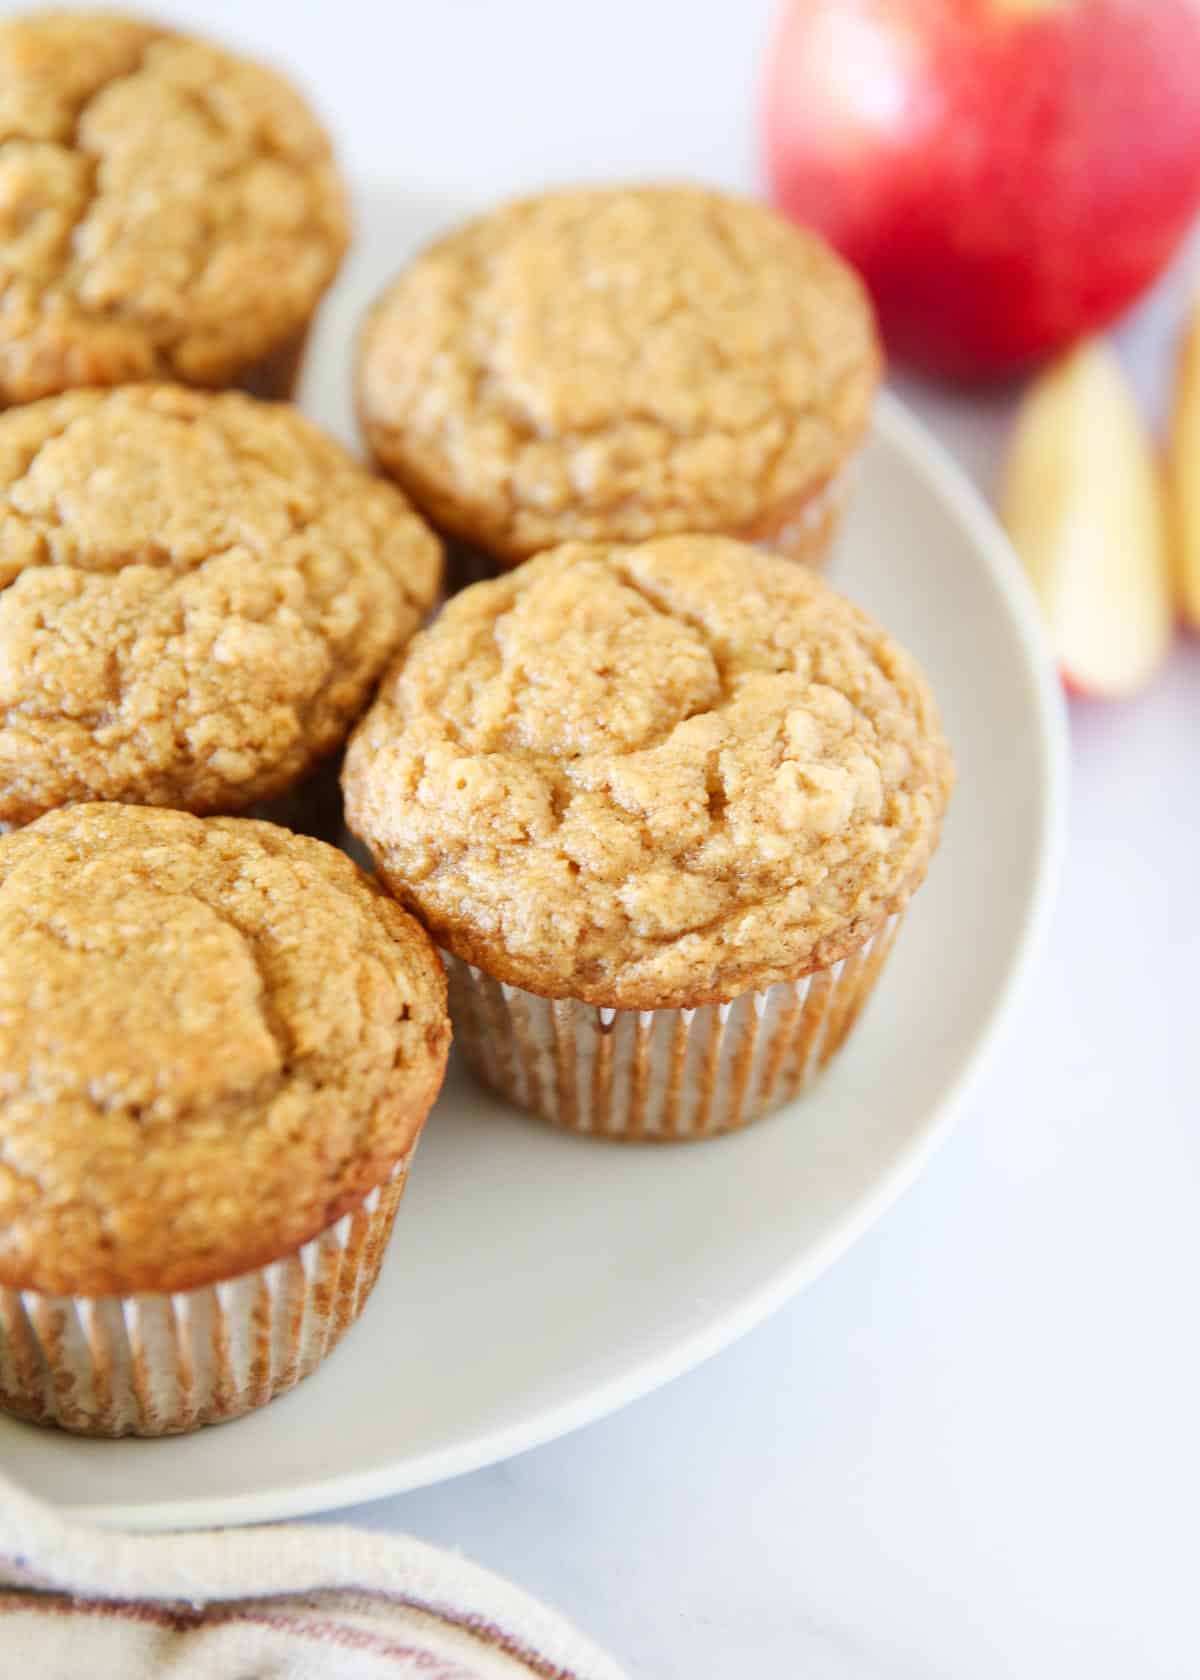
[0,384,441,831]
[357,185,881,582]
[343,536,953,1142]
[0,804,450,1436]
[0,11,349,406]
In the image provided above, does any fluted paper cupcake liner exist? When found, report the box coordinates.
[442,456,860,593]
[0,1155,410,1438]
[746,456,859,568]
[247,752,347,843]
[447,912,902,1142]
[236,322,313,401]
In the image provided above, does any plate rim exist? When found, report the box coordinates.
[57,390,1068,1530]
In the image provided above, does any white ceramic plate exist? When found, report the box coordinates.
[1,192,1067,1530]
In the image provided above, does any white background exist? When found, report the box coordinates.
[28,3,1200,1674]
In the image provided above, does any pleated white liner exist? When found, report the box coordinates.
[444,457,860,593]
[752,456,858,563]
[448,913,902,1141]
[0,1155,410,1438]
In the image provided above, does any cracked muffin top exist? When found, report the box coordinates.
[0,384,441,827]
[0,804,450,1295]
[343,535,953,1010]
[0,10,349,405]
[357,185,881,565]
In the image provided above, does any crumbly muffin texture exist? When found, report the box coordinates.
[0,805,450,1295]
[358,186,881,564]
[0,11,349,405]
[343,536,953,1010]
[0,384,441,826]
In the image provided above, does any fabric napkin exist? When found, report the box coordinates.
[0,1466,629,1678]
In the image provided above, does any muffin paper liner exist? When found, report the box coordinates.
[441,454,861,593]
[0,1155,411,1438]
[247,752,347,844]
[748,456,859,569]
[236,323,313,402]
[447,912,902,1142]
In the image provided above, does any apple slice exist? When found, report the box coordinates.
[1001,340,1173,696]
[1167,290,1200,631]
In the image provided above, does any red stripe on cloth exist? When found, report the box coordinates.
[0,1594,477,1676]
[0,1570,594,1679]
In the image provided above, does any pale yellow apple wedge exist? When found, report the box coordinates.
[1001,340,1173,696]
[1167,292,1200,630]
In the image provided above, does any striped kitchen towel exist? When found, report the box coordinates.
[0,1468,629,1677]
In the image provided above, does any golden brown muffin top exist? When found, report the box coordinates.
[0,11,349,404]
[0,805,450,1296]
[343,536,953,1010]
[357,185,881,565]
[0,384,441,827]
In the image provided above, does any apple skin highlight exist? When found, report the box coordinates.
[764,0,1200,379]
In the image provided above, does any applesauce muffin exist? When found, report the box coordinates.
[357,185,881,581]
[0,11,349,405]
[343,535,952,1141]
[0,804,450,1436]
[0,384,441,830]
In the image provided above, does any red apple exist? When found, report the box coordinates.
[763,0,1200,379]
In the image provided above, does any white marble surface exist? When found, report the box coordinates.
[46,3,1200,1672]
